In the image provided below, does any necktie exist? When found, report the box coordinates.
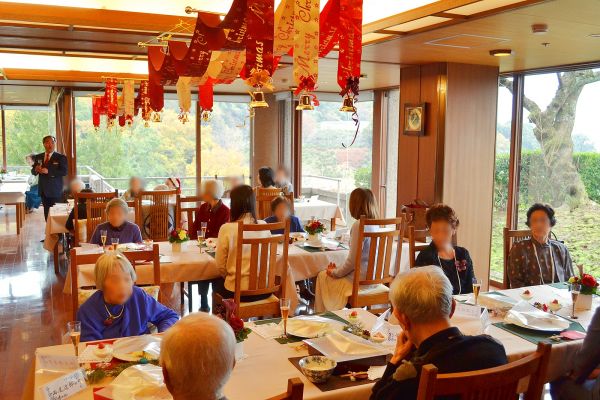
[44,153,50,165]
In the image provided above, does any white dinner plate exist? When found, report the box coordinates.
[303,241,324,249]
[285,316,344,338]
[504,310,570,332]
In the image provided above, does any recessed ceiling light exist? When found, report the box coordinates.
[531,24,548,35]
[589,34,600,38]
[489,49,514,57]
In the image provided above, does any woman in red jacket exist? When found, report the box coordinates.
[191,179,230,312]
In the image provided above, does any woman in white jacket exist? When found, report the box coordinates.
[213,185,271,302]
[315,188,380,312]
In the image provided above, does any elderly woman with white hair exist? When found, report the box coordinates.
[77,252,178,342]
[90,198,142,246]
[161,313,235,400]
[370,266,507,400]
[190,179,230,312]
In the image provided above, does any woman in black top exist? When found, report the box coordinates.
[414,204,475,295]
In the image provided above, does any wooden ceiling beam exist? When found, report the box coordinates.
[362,0,482,33]
[0,2,199,33]
[2,69,148,83]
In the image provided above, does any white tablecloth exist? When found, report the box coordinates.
[0,181,28,203]
[31,292,600,400]
[294,199,344,224]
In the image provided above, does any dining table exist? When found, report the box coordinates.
[0,180,28,234]
[28,284,599,400]
[63,240,412,314]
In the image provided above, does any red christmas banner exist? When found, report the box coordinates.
[104,78,118,119]
[337,0,363,93]
[92,95,104,129]
[148,79,164,113]
[245,0,275,79]
[219,0,249,50]
[148,46,178,86]
[199,82,214,112]
[319,0,341,57]
[293,0,320,93]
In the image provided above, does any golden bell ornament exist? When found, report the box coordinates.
[248,90,269,109]
[152,112,162,123]
[340,95,356,113]
[296,93,314,111]
[144,121,150,128]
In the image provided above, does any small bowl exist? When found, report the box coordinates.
[298,356,337,383]
[370,332,386,344]
[520,291,533,300]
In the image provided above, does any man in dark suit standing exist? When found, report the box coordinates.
[31,135,68,220]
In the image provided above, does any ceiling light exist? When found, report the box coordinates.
[489,49,513,57]
[531,24,548,35]
[589,34,600,38]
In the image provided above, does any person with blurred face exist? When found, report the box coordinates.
[31,135,67,220]
[414,204,475,295]
[275,165,293,194]
[77,252,178,341]
[264,196,303,234]
[121,176,145,201]
[508,203,574,288]
[90,198,142,245]
[370,267,507,400]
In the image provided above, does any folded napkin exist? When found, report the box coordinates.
[504,301,570,331]
[286,319,332,338]
[113,336,162,359]
[368,365,387,381]
[326,331,381,355]
[251,322,282,340]
[94,365,172,400]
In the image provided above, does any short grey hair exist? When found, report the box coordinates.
[389,266,453,323]
[161,313,235,399]
[105,198,129,215]
[94,252,137,290]
[202,179,224,200]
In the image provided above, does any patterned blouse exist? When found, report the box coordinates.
[508,238,574,288]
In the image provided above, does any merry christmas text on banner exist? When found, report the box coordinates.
[293,0,320,92]
[245,0,275,79]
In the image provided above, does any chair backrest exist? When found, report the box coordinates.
[124,199,140,230]
[136,190,178,241]
[69,244,161,319]
[349,216,405,305]
[233,219,290,305]
[408,225,431,269]
[73,191,118,245]
[266,378,304,400]
[503,227,532,288]
[417,342,551,400]
[175,195,203,230]
[255,187,286,220]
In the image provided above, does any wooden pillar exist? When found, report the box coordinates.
[195,101,202,195]
[1,106,6,170]
[55,89,77,179]
[292,101,302,195]
[371,90,385,212]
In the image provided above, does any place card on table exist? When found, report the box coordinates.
[40,368,87,400]
[37,354,80,372]
[453,303,491,334]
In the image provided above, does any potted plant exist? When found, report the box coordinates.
[215,299,251,361]
[568,274,598,310]
[304,220,326,242]
[168,227,189,252]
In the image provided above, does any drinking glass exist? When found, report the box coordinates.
[280,298,291,337]
[100,230,108,249]
[111,237,120,249]
[200,222,207,241]
[67,321,81,357]
[472,277,482,305]
[570,283,581,319]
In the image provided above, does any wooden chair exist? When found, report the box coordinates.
[349,216,405,312]
[69,244,161,319]
[73,191,118,246]
[503,227,531,289]
[124,199,140,231]
[417,342,552,400]
[256,187,286,220]
[136,190,178,241]
[266,378,304,400]
[214,219,290,320]
[175,195,203,230]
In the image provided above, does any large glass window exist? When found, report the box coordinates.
[200,101,251,181]
[490,77,513,283]
[75,97,196,194]
[517,70,600,276]
[301,99,374,224]
[3,107,55,174]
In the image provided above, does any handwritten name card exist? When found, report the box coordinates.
[37,354,79,371]
[40,368,87,400]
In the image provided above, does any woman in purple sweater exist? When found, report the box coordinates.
[90,198,142,246]
[77,252,178,341]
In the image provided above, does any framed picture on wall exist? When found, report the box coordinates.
[403,103,426,136]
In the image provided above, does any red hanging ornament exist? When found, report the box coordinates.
[104,78,118,120]
[245,0,275,78]
[92,95,103,129]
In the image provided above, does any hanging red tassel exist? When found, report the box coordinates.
[92,95,103,129]
[104,78,118,119]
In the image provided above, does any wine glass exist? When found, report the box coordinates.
[200,222,207,241]
[100,230,108,250]
[569,283,581,319]
[111,237,119,250]
[67,321,81,357]
[472,277,482,305]
[280,298,291,337]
